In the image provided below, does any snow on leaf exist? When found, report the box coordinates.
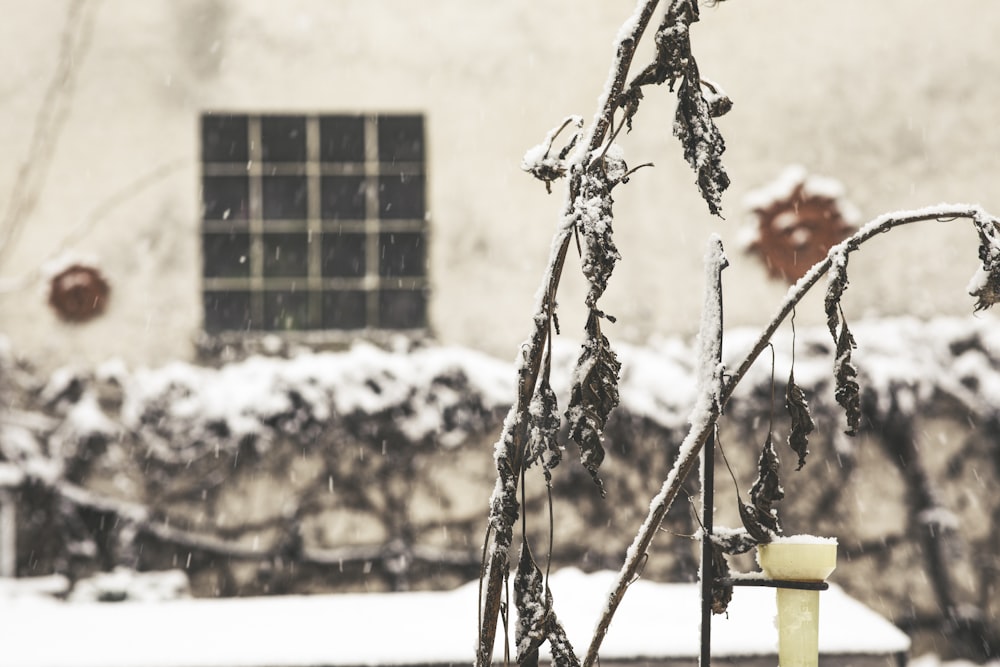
[524,378,562,482]
[710,526,758,556]
[674,74,729,217]
[785,368,814,470]
[970,212,1000,311]
[488,418,520,550]
[513,541,579,667]
[625,0,698,95]
[565,317,622,496]
[571,152,627,315]
[514,543,548,666]
[741,433,784,542]
[546,621,581,667]
[522,116,584,194]
[616,0,730,214]
[702,78,733,118]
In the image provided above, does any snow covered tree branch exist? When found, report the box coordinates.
[720,205,1000,412]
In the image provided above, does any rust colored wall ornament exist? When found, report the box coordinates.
[48,264,111,323]
[741,165,859,283]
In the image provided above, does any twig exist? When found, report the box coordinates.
[0,0,99,266]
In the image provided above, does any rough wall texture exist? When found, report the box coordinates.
[1,1,999,373]
[2,316,1000,660]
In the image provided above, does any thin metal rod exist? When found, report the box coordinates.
[699,428,716,667]
[724,578,830,591]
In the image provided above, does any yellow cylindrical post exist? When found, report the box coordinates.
[757,537,838,667]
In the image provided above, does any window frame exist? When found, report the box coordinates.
[200,112,430,342]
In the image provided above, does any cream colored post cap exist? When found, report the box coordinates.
[757,536,837,582]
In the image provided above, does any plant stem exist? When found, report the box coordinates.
[475,3,663,664]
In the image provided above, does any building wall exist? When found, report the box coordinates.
[0,0,998,371]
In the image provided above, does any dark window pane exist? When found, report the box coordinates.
[378,232,424,277]
[262,175,307,219]
[378,115,423,163]
[262,233,309,277]
[261,116,306,162]
[320,116,365,162]
[202,115,248,163]
[321,176,366,220]
[203,176,249,220]
[322,233,366,277]
[203,232,250,278]
[204,291,251,332]
[263,291,311,330]
[379,290,426,329]
[322,290,366,329]
[378,174,424,220]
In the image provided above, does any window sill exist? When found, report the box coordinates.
[195,328,433,365]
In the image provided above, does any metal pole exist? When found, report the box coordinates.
[0,490,16,577]
[699,428,715,667]
[699,241,726,667]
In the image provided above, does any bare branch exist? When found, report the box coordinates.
[0,0,99,266]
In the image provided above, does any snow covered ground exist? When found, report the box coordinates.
[0,568,908,667]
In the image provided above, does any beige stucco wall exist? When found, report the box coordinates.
[0,0,998,371]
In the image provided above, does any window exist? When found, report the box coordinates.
[201,113,428,333]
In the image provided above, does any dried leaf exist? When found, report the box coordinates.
[825,255,861,435]
[565,319,622,496]
[740,433,784,542]
[785,369,814,470]
[525,379,562,482]
[521,116,583,194]
[513,542,579,667]
[738,498,774,544]
[652,1,695,90]
[673,74,729,216]
[617,86,644,132]
[514,543,547,666]
[751,433,785,516]
[710,528,758,556]
[616,0,729,215]
[705,87,733,118]
[487,430,519,550]
[572,162,624,313]
[824,254,849,340]
[971,213,1000,311]
[546,622,581,667]
[834,325,861,436]
[710,540,733,615]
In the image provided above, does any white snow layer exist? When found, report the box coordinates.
[10,313,999,469]
[742,164,859,224]
[0,568,908,667]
